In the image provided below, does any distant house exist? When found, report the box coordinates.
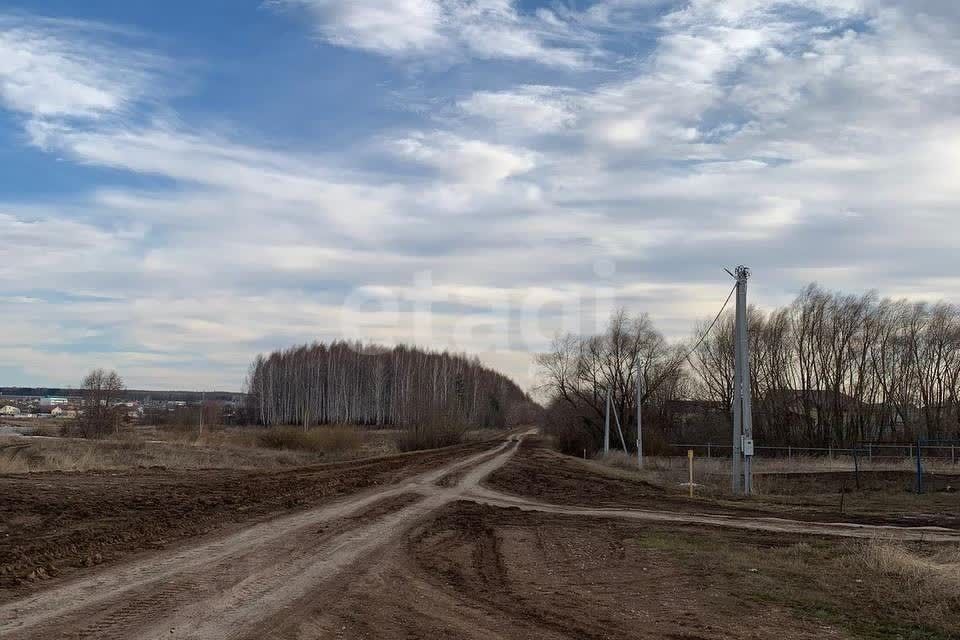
[40,397,69,410]
[666,399,730,442]
[50,406,79,419]
[763,389,860,422]
[0,405,21,416]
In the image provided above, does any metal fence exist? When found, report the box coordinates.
[670,442,960,463]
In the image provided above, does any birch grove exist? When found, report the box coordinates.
[246,341,528,429]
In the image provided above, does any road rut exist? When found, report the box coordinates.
[4,431,959,639]
[0,437,520,640]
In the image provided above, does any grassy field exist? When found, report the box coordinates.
[628,526,960,639]
[0,424,400,473]
[0,421,514,474]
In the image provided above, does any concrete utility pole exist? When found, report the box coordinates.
[731,266,755,495]
[612,401,628,452]
[604,389,611,455]
[636,361,644,468]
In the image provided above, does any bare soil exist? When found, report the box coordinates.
[487,437,960,529]
[0,441,490,593]
[2,432,958,639]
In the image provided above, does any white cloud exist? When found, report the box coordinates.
[0,15,163,121]
[270,0,445,55]
[458,86,579,134]
[4,2,960,392]
[271,0,595,67]
[29,121,410,241]
[389,131,536,185]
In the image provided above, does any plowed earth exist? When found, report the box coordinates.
[2,433,957,639]
[0,441,491,593]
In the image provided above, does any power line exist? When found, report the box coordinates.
[644,282,737,397]
[679,282,738,368]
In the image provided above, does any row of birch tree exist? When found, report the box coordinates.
[246,341,528,429]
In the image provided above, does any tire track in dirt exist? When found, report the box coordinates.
[465,485,960,542]
[0,436,524,640]
[6,428,953,640]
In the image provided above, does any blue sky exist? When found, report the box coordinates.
[1,1,958,391]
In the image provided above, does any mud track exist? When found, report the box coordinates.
[0,440,493,592]
[3,432,959,639]
[0,437,522,639]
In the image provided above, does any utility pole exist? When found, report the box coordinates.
[612,401,628,451]
[636,360,644,468]
[731,366,742,494]
[730,265,754,495]
[199,390,204,437]
[604,388,611,456]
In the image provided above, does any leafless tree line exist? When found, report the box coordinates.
[692,285,960,446]
[537,285,960,453]
[535,309,688,454]
[246,341,528,429]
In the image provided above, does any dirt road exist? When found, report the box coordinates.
[0,438,521,639]
[3,433,958,639]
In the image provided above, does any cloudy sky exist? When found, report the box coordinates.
[1,1,958,392]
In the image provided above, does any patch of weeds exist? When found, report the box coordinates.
[630,527,957,640]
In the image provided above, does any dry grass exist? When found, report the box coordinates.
[858,538,960,593]
[593,451,960,496]
[0,428,369,473]
[595,451,733,496]
[256,425,364,455]
[395,422,465,452]
[632,526,960,638]
[0,421,479,474]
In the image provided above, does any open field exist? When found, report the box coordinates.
[2,432,959,639]
[0,425,405,473]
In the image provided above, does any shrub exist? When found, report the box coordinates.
[395,416,465,452]
[257,425,363,454]
[539,399,601,456]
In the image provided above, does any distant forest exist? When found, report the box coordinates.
[0,387,239,404]
[246,342,529,429]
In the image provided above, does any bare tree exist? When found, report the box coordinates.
[78,368,125,438]
[535,308,685,454]
[688,284,960,446]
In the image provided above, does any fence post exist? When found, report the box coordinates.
[915,439,923,494]
[829,445,833,459]
[952,444,956,465]
[788,445,792,459]
[868,443,872,463]
[853,448,860,490]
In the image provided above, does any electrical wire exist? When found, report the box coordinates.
[679,282,738,368]
[644,281,738,397]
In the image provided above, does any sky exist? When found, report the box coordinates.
[1,1,958,392]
